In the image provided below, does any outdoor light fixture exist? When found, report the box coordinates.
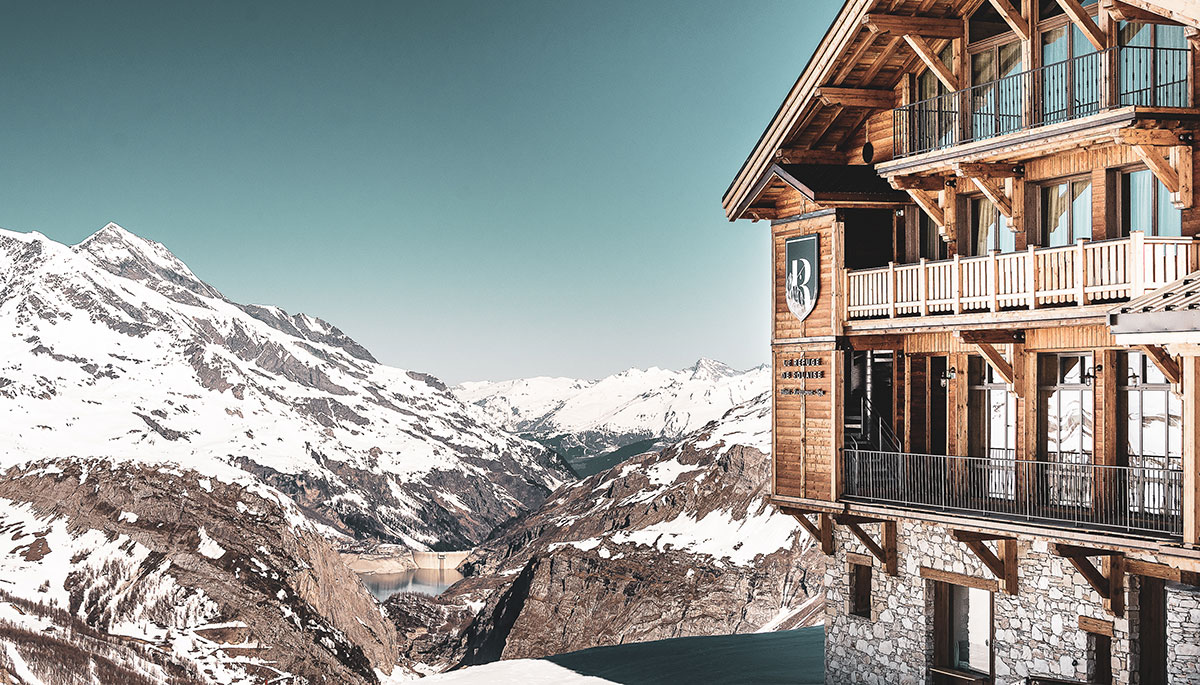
[939,366,957,388]
[1083,364,1103,386]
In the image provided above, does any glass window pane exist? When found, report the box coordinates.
[1126,170,1155,234]
[1168,393,1183,458]
[1071,180,1092,242]
[1060,355,1082,384]
[952,586,993,673]
[973,197,997,256]
[1043,182,1070,246]
[1127,390,1142,457]
[1157,177,1182,237]
[1143,391,1167,457]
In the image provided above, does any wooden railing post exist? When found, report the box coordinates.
[919,258,929,316]
[1026,244,1038,310]
[888,262,897,318]
[1130,230,1146,298]
[1075,238,1088,305]
[952,254,962,314]
[988,250,999,312]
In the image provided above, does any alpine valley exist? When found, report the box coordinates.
[0,224,819,684]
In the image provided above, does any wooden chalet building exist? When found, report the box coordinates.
[723,0,1200,682]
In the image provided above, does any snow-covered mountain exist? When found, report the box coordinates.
[0,223,572,550]
[455,359,768,474]
[387,392,823,675]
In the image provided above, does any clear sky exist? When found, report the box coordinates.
[0,1,839,383]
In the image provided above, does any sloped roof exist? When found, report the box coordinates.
[1108,270,1200,334]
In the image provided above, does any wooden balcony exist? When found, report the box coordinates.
[845,232,1200,321]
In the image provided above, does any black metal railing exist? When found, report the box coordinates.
[842,449,1183,537]
[895,44,1191,158]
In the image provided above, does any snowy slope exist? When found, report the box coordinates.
[0,223,571,549]
[455,359,768,469]
[388,392,823,672]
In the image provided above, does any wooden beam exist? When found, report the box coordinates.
[1138,345,1182,385]
[1132,144,1180,194]
[986,0,1030,40]
[1056,0,1107,51]
[906,189,945,228]
[1054,544,1126,616]
[919,566,1000,592]
[1125,558,1200,585]
[1171,145,1193,209]
[891,175,945,191]
[773,147,849,165]
[1115,127,1196,147]
[860,35,905,86]
[785,509,836,555]
[836,516,898,575]
[865,13,965,39]
[954,162,1024,179]
[973,176,1014,218]
[957,330,1026,344]
[975,342,1015,386]
[1101,0,1184,25]
[903,34,959,91]
[841,333,905,350]
[1186,355,1200,545]
[1108,554,1125,617]
[815,86,896,109]
[833,27,882,84]
[952,530,1017,594]
[809,105,845,149]
[1078,615,1115,637]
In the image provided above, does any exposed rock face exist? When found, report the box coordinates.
[387,393,824,673]
[455,359,768,475]
[0,223,572,549]
[0,459,399,684]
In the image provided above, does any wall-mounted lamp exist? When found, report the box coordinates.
[895,208,905,218]
[1082,364,1103,386]
[939,366,957,388]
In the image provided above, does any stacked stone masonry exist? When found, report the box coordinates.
[823,519,1200,684]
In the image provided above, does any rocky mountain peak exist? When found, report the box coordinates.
[688,357,738,381]
[74,221,221,300]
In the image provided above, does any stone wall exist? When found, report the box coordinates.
[820,519,1200,685]
[1167,582,1200,683]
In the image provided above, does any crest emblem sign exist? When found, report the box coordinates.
[784,234,819,322]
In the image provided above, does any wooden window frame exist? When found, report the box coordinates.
[1117,164,1181,237]
[931,580,996,684]
[1036,174,1093,247]
[849,559,873,619]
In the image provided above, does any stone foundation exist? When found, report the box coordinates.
[823,519,1200,684]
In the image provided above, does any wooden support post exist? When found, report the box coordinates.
[1185,355,1200,545]
[1138,345,1182,385]
[1056,0,1108,50]
[836,515,899,576]
[977,342,1016,385]
[1054,544,1125,617]
[1171,145,1193,209]
[907,189,946,231]
[1132,144,1181,194]
[903,34,959,91]
[786,509,835,555]
[952,530,1018,594]
[987,0,1030,40]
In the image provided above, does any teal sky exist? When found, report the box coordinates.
[0,1,838,383]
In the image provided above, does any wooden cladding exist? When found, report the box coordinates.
[773,346,840,502]
[773,213,841,342]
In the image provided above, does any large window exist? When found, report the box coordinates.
[1122,351,1183,466]
[1042,353,1095,507]
[1121,168,1181,237]
[1041,178,1092,246]
[970,196,1016,255]
[1120,22,1188,107]
[1040,19,1100,123]
[968,357,1016,499]
[971,39,1023,138]
[935,582,993,678]
[915,44,956,151]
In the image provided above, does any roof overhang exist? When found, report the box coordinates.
[736,162,910,218]
[1108,269,1200,343]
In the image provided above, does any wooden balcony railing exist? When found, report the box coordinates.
[845,232,1200,321]
[842,449,1183,538]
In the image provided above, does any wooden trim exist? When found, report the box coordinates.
[919,566,1000,592]
[1078,615,1115,637]
[846,551,874,566]
[836,515,899,575]
[1131,144,1181,194]
[1054,544,1126,616]
[815,86,896,109]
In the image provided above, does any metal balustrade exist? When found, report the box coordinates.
[844,233,1199,320]
[842,448,1183,537]
[894,45,1191,158]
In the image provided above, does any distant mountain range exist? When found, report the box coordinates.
[0,223,571,550]
[455,359,768,475]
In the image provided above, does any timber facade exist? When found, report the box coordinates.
[725,1,1200,683]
